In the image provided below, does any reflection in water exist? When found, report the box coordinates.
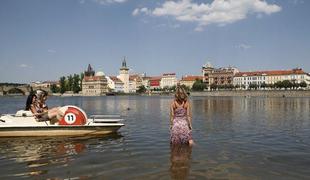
[0,134,123,179]
[170,144,192,180]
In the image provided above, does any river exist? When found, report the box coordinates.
[0,96,309,179]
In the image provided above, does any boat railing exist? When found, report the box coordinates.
[88,114,124,124]
[89,115,121,118]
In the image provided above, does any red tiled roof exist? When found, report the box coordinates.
[235,69,306,77]
[181,76,203,81]
[109,76,123,83]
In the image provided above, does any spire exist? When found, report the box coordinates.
[120,57,129,71]
[85,64,95,77]
[122,57,127,68]
[87,64,93,72]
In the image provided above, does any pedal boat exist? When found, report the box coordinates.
[0,106,124,137]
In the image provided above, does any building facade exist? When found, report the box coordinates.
[107,76,124,92]
[202,63,239,90]
[160,73,177,88]
[179,75,203,88]
[150,76,162,90]
[233,68,310,89]
[82,65,108,96]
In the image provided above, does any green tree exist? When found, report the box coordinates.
[72,74,81,93]
[249,83,258,90]
[169,85,177,92]
[137,85,146,94]
[60,76,66,94]
[192,79,206,91]
[50,84,60,93]
[300,81,307,88]
[282,80,293,90]
[234,84,240,90]
[80,73,84,90]
[274,81,283,89]
[67,75,73,91]
[210,83,217,90]
[260,82,267,89]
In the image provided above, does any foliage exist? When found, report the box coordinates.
[59,76,66,94]
[137,85,147,94]
[192,79,206,91]
[50,84,60,93]
[57,74,82,94]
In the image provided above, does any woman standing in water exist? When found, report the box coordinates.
[170,85,194,145]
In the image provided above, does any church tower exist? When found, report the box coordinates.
[118,57,129,93]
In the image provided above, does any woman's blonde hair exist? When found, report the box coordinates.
[175,85,188,102]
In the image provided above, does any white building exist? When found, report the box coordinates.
[118,58,129,93]
[160,73,177,88]
[107,76,124,92]
[234,68,310,89]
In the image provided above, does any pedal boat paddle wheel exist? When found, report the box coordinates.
[0,106,124,137]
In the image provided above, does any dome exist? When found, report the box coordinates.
[95,71,105,76]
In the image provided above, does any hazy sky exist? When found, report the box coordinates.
[0,0,309,83]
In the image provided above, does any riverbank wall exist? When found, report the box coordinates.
[191,90,310,97]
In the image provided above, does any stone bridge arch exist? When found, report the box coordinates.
[0,85,32,96]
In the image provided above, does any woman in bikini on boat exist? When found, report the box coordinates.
[30,90,64,122]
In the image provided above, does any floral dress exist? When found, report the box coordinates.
[170,105,192,144]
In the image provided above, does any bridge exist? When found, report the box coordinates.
[0,85,50,96]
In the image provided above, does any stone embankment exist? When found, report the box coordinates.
[191,90,310,97]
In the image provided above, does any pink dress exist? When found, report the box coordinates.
[170,105,192,144]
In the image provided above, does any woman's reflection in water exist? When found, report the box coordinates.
[170,144,192,180]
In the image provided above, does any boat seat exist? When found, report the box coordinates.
[15,110,33,117]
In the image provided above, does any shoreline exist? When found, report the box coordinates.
[1,90,310,98]
[190,90,310,98]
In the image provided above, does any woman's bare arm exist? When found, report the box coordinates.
[186,101,192,129]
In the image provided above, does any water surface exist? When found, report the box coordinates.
[0,96,309,179]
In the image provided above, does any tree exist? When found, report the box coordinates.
[80,73,84,90]
[300,81,307,88]
[67,75,73,91]
[72,74,81,93]
[234,84,240,90]
[170,85,177,92]
[282,80,293,90]
[60,76,66,94]
[50,84,60,93]
[210,83,217,91]
[274,81,283,89]
[260,82,267,89]
[192,79,206,91]
[137,85,146,94]
[249,83,258,90]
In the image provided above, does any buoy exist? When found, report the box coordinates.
[58,106,87,126]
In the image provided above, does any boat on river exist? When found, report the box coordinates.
[0,105,124,137]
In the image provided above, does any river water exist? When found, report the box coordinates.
[0,96,309,179]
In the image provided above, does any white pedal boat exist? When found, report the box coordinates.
[0,105,124,137]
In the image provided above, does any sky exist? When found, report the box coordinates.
[0,0,309,83]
